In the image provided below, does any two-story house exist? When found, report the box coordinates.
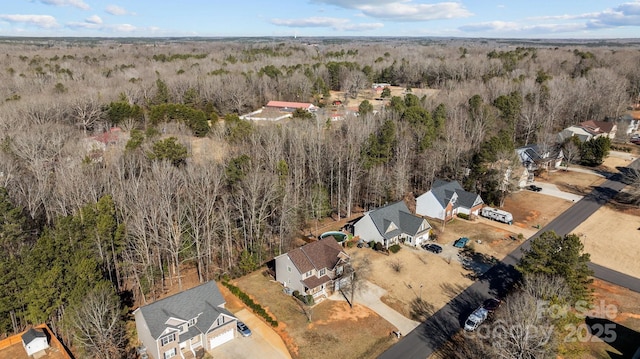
[134,281,237,359]
[275,237,351,302]
[353,200,432,248]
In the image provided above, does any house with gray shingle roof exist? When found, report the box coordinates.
[133,281,237,359]
[516,144,563,172]
[416,180,484,222]
[275,237,351,301]
[353,200,432,249]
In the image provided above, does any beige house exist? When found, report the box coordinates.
[134,281,237,359]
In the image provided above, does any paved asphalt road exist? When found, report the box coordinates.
[379,161,640,359]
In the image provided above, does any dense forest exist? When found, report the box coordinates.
[0,37,637,357]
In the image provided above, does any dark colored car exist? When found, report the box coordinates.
[483,298,502,312]
[527,185,542,192]
[454,237,469,248]
[237,321,252,337]
[423,243,443,254]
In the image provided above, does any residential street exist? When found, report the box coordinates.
[379,159,640,359]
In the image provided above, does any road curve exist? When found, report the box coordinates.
[379,160,640,359]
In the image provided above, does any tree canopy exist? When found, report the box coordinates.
[517,231,593,302]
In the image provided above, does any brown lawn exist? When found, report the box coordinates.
[233,271,395,359]
[572,206,640,278]
[538,167,606,196]
[349,246,474,319]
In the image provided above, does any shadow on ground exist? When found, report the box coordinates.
[586,316,640,359]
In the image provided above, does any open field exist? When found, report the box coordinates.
[573,206,640,278]
[233,271,395,359]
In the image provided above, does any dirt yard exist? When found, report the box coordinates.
[233,271,395,359]
[561,279,640,358]
[572,206,640,278]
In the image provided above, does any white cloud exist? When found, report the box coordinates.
[39,0,89,10]
[312,0,472,21]
[526,2,640,28]
[111,23,136,32]
[271,16,383,31]
[105,5,134,16]
[342,22,384,31]
[272,17,349,27]
[85,15,102,24]
[459,21,586,34]
[0,14,59,28]
[358,2,472,21]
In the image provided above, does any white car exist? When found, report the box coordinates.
[464,307,489,331]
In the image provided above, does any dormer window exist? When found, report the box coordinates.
[188,318,196,327]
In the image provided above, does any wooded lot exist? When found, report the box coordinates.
[0,37,636,357]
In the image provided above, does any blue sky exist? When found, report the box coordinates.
[1,0,640,38]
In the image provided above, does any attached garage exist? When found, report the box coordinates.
[208,328,234,349]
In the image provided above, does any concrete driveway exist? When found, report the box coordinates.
[529,181,584,202]
[207,308,291,359]
[329,280,420,335]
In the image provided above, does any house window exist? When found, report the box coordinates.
[188,318,196,327]
[164,348,177,359]
[319,268,326,276]
[305,270,312,278]
[287,266,291,272]
[161,333,176,346]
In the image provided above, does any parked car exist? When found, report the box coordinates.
[527,184,542,192]
[464,307,489,331]
[482,298,502,312]
[423,243,443,254]
[454,237,469,248]
[237,321,252,337]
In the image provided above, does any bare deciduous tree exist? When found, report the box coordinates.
[66,284,125,359]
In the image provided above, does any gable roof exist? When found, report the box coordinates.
[137,281,231,339]
[21,328,47,345]
[398,211,429,236]
[580,120,615,135]
[288,237,346,274]
[430,180,482,209]
[366,200,427,239]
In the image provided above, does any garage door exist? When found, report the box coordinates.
[209,329,234,349]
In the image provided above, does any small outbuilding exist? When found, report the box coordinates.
[22,327,49,356]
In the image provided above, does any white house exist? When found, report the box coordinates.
[416,180,484,222]
[559,120,617,142]
[353,200,431,248]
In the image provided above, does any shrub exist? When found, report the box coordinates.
[457,213,470,220]
[222,281,278,327]
[305,295,315,306]
[374,242,384,251]
[389,244,401,253]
